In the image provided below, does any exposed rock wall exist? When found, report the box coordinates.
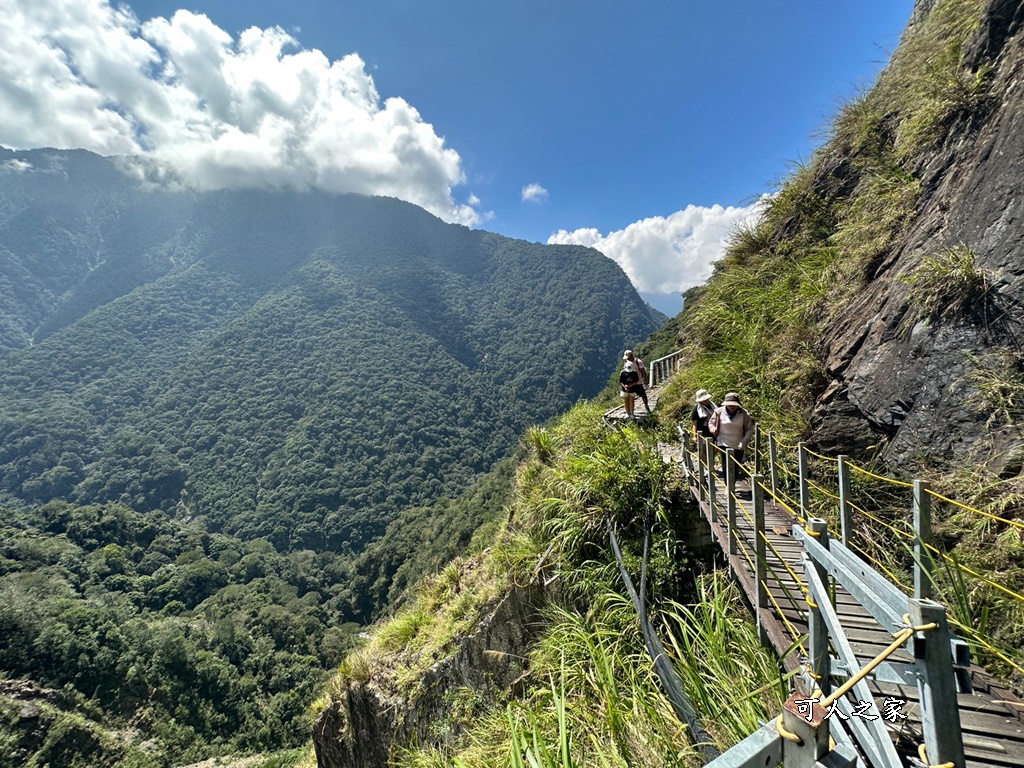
[812,0,1024,470]
[312,580,555,768]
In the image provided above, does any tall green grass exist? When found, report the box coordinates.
[658,0,989,441]
[321,398,790,767]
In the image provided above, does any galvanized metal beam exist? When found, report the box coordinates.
[795,527,905,633]
[702,720,782,768]
[804,553,904,768]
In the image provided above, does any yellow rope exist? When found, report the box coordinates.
[922,541,1024,608]
[760,530,806,588]
[803,446,837,463]
[805,478,841,503]
[846,462,915,488]
[848,500,916,542]
[736,534,758,574]
[804,527,821,538]
[918,743,955,768]
[947,617,1024,677]
[926,488,1024,533]
[764,581,808,655]
[759,483,803,520]
[775,716,802,743]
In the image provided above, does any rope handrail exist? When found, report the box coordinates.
[845,462,915,489]
[847,500,916,542]
[805,477,840,503]
[759,529,807,591]
[925,487,1024,532]
[922,540,1024,608]
[803,445,837,463]
[763,579,808,655]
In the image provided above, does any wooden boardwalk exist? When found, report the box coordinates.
[603,384,665,424]
[667,447,1024,768]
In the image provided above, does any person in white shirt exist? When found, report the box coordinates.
[707,391,755,478]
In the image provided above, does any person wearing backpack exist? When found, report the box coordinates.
[619,361,644,418]
[622,350,651,414]
[707,392,755,478]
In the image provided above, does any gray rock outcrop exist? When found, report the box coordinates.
[811,0,1024,471]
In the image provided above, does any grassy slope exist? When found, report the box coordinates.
[655,0,987,437]
[317,405,787,766]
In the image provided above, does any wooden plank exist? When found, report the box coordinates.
[679,449,1024,768]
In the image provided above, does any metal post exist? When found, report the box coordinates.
[696,437,707,503]
[798,442,809,520]
[806,519,831,698]
[768,433,779,508]
[753,473,769,647]
[753,473,767,611]
[838,455,852,548]
[726,448,737,556]
[914,480,935,600]
[707,440,718,524]
[911,599,966,768]
[753,423,762,478]
[781,695,831,768]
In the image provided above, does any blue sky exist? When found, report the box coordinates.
[2,0,915,313]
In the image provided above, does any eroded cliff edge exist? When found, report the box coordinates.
[312,572,556,768]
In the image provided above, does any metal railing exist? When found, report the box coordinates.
[679,429,972,768]
[648,350,682,388]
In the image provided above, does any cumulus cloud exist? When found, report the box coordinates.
[0,0,482,225]
[521,183,549,203]
[549,200,766,296]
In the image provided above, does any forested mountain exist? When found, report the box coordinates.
[0,147,662,765]
[0,147,660,555]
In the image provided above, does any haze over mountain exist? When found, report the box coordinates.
[0,146,661,552]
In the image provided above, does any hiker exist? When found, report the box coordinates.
[622,350,651,413]
[707,392,755,478]
[619,361,644,418]
[690,389,718,444]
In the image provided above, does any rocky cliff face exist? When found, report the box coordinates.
[811,0,1024,472]
[312,579,556,768]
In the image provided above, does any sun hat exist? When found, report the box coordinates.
[723,392,741,405]
[695,389,712,403]
[623,350,634,359]
[623,361,635,372]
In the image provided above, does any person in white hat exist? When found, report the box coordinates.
[690,389,718,444]
[708,391,755,478]
[622,350,650,413]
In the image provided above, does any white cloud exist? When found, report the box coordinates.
[0,0,483,225]
[549,200,766,296]
[1,159,34,173]
[521,183,549,203]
